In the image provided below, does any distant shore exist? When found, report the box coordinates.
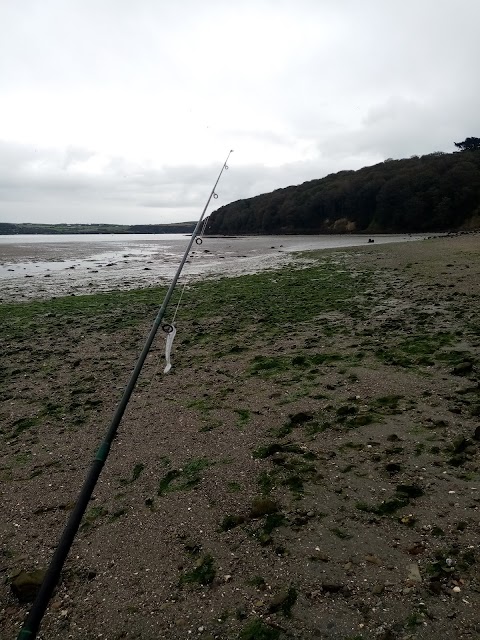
[1,222,475,237]
[0,222,197,235]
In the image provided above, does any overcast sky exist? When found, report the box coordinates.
[1,0,479,225]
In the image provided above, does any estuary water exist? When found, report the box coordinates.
[0,233,430,302]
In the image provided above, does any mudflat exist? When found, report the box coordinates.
[0,233,428,303]
[1,234,479,639]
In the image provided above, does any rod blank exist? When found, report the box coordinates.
[17,151,232,639]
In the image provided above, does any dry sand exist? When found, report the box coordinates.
[1,233,479,640]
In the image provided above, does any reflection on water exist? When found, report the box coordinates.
[0,233,432,302]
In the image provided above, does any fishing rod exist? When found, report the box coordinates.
[17,150,233,640]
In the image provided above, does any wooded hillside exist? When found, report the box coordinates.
[206,149,480,234]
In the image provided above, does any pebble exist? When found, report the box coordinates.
[268,590,292,613]
[11,569,46,602]
[406,563,422,583]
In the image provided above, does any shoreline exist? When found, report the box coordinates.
[0,232,439,304]
[1,234,480,639]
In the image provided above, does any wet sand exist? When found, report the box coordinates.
[0,233,430,302]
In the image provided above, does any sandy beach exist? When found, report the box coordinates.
[1,234,479,639]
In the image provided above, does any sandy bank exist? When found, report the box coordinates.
[1,234,479,639]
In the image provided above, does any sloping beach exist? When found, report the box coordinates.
[1,234,480,639]
[0,234,428,303]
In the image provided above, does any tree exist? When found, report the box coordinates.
[207,147,480,235]
[454,137,480,152]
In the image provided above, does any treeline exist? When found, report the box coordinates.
[0,222,196,235]
[206,149,480,235]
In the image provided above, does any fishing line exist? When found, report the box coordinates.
[162,209,212,372]
[130,217,209,426]
[17,150,233,640]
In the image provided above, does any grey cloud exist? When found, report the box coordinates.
[0,139,348,222]
[319,88,480,163]
[1,1,480,224]
[0,141,240,220]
